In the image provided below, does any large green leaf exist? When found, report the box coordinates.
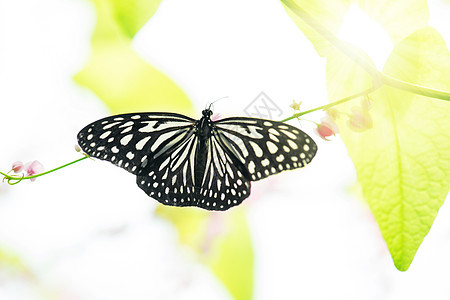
[333,27,450,270]
[356,0,429,44]
[155,206,254,300]
[75,0,192,114]
[282,0,450,270]
[282,0,350,57]
[110,0,162,38]
[282,0,429,57]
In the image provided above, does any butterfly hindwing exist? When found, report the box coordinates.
[136,130,251,210]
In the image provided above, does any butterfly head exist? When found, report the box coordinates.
[202,108,213,119]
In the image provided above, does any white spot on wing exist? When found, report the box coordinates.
[276,154,285,162]
[121,126,133,134]
[280,129,297,139]
[249,141,263,157]
[100,131,111,139]
[103,121,121,129]
[119,121,134,128]
[248,161,255,174]
[120,134,133,146]
[126,152,134,160]
[139,121,158,133]
[266,141,278,154]
[136,136,151,150]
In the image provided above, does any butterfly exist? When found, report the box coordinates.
[77,109,317,210]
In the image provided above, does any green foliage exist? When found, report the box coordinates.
[74,0,192,114]
[283,0,450,270]
[110,0,162,38]
[155,206,253,300]
[0,247,33,277]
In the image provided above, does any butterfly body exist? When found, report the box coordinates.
[78,109,317,210]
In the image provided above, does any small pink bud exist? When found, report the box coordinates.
[347,107,373,132]
[315,121,336,141]
[12,161,24,173]
[25,160,44,181]
[75,144,82,152]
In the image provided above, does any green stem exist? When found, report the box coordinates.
[281,0,378,77]
[380,74,450,101]
[1,156,89,184]
[281,0,450,102]
[281,85,378,122]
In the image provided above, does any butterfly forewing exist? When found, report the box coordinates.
[214,117,317,181]
[77,113,195,175]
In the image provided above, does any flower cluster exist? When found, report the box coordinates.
[9,160,44,182]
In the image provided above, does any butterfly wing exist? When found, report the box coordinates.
[214,117,317,181]
[136,126,251,210]
[78,112,317,211]
[77,112,196,175]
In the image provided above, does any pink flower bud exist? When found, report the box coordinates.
[315,121,336,141]
[25,160,44,181]
[347,107,373,132]
[12,161,24,173]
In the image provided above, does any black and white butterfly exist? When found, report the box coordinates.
[77,109,317,210]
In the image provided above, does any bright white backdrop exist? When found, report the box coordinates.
[1,0,450,299]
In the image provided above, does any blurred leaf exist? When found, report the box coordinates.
[74,42,192,114]
[0,247,33,276]
[282,0,351,57]
[110,0,163,38]
[75,0,192,114]
[209,209,253,300]
[357,0,429,44]
[282,0,429,56]
[333,27,450,271]
[282,0,450,271]
[156,206,254,300]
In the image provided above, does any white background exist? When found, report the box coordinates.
[1,0,450,299]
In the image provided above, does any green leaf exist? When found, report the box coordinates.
[282,0,429,57]
[0,247,33,276]
[357,0,429,44]
[209,209,253,300]
[110,0,162,38]
[74,42,192,114]
[335,27,450,271]
[75,0,192,114]
[155,206,254,300]
[282,0,450,270]
[282,0,351,57]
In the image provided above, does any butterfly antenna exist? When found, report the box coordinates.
[207,96,229,111]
